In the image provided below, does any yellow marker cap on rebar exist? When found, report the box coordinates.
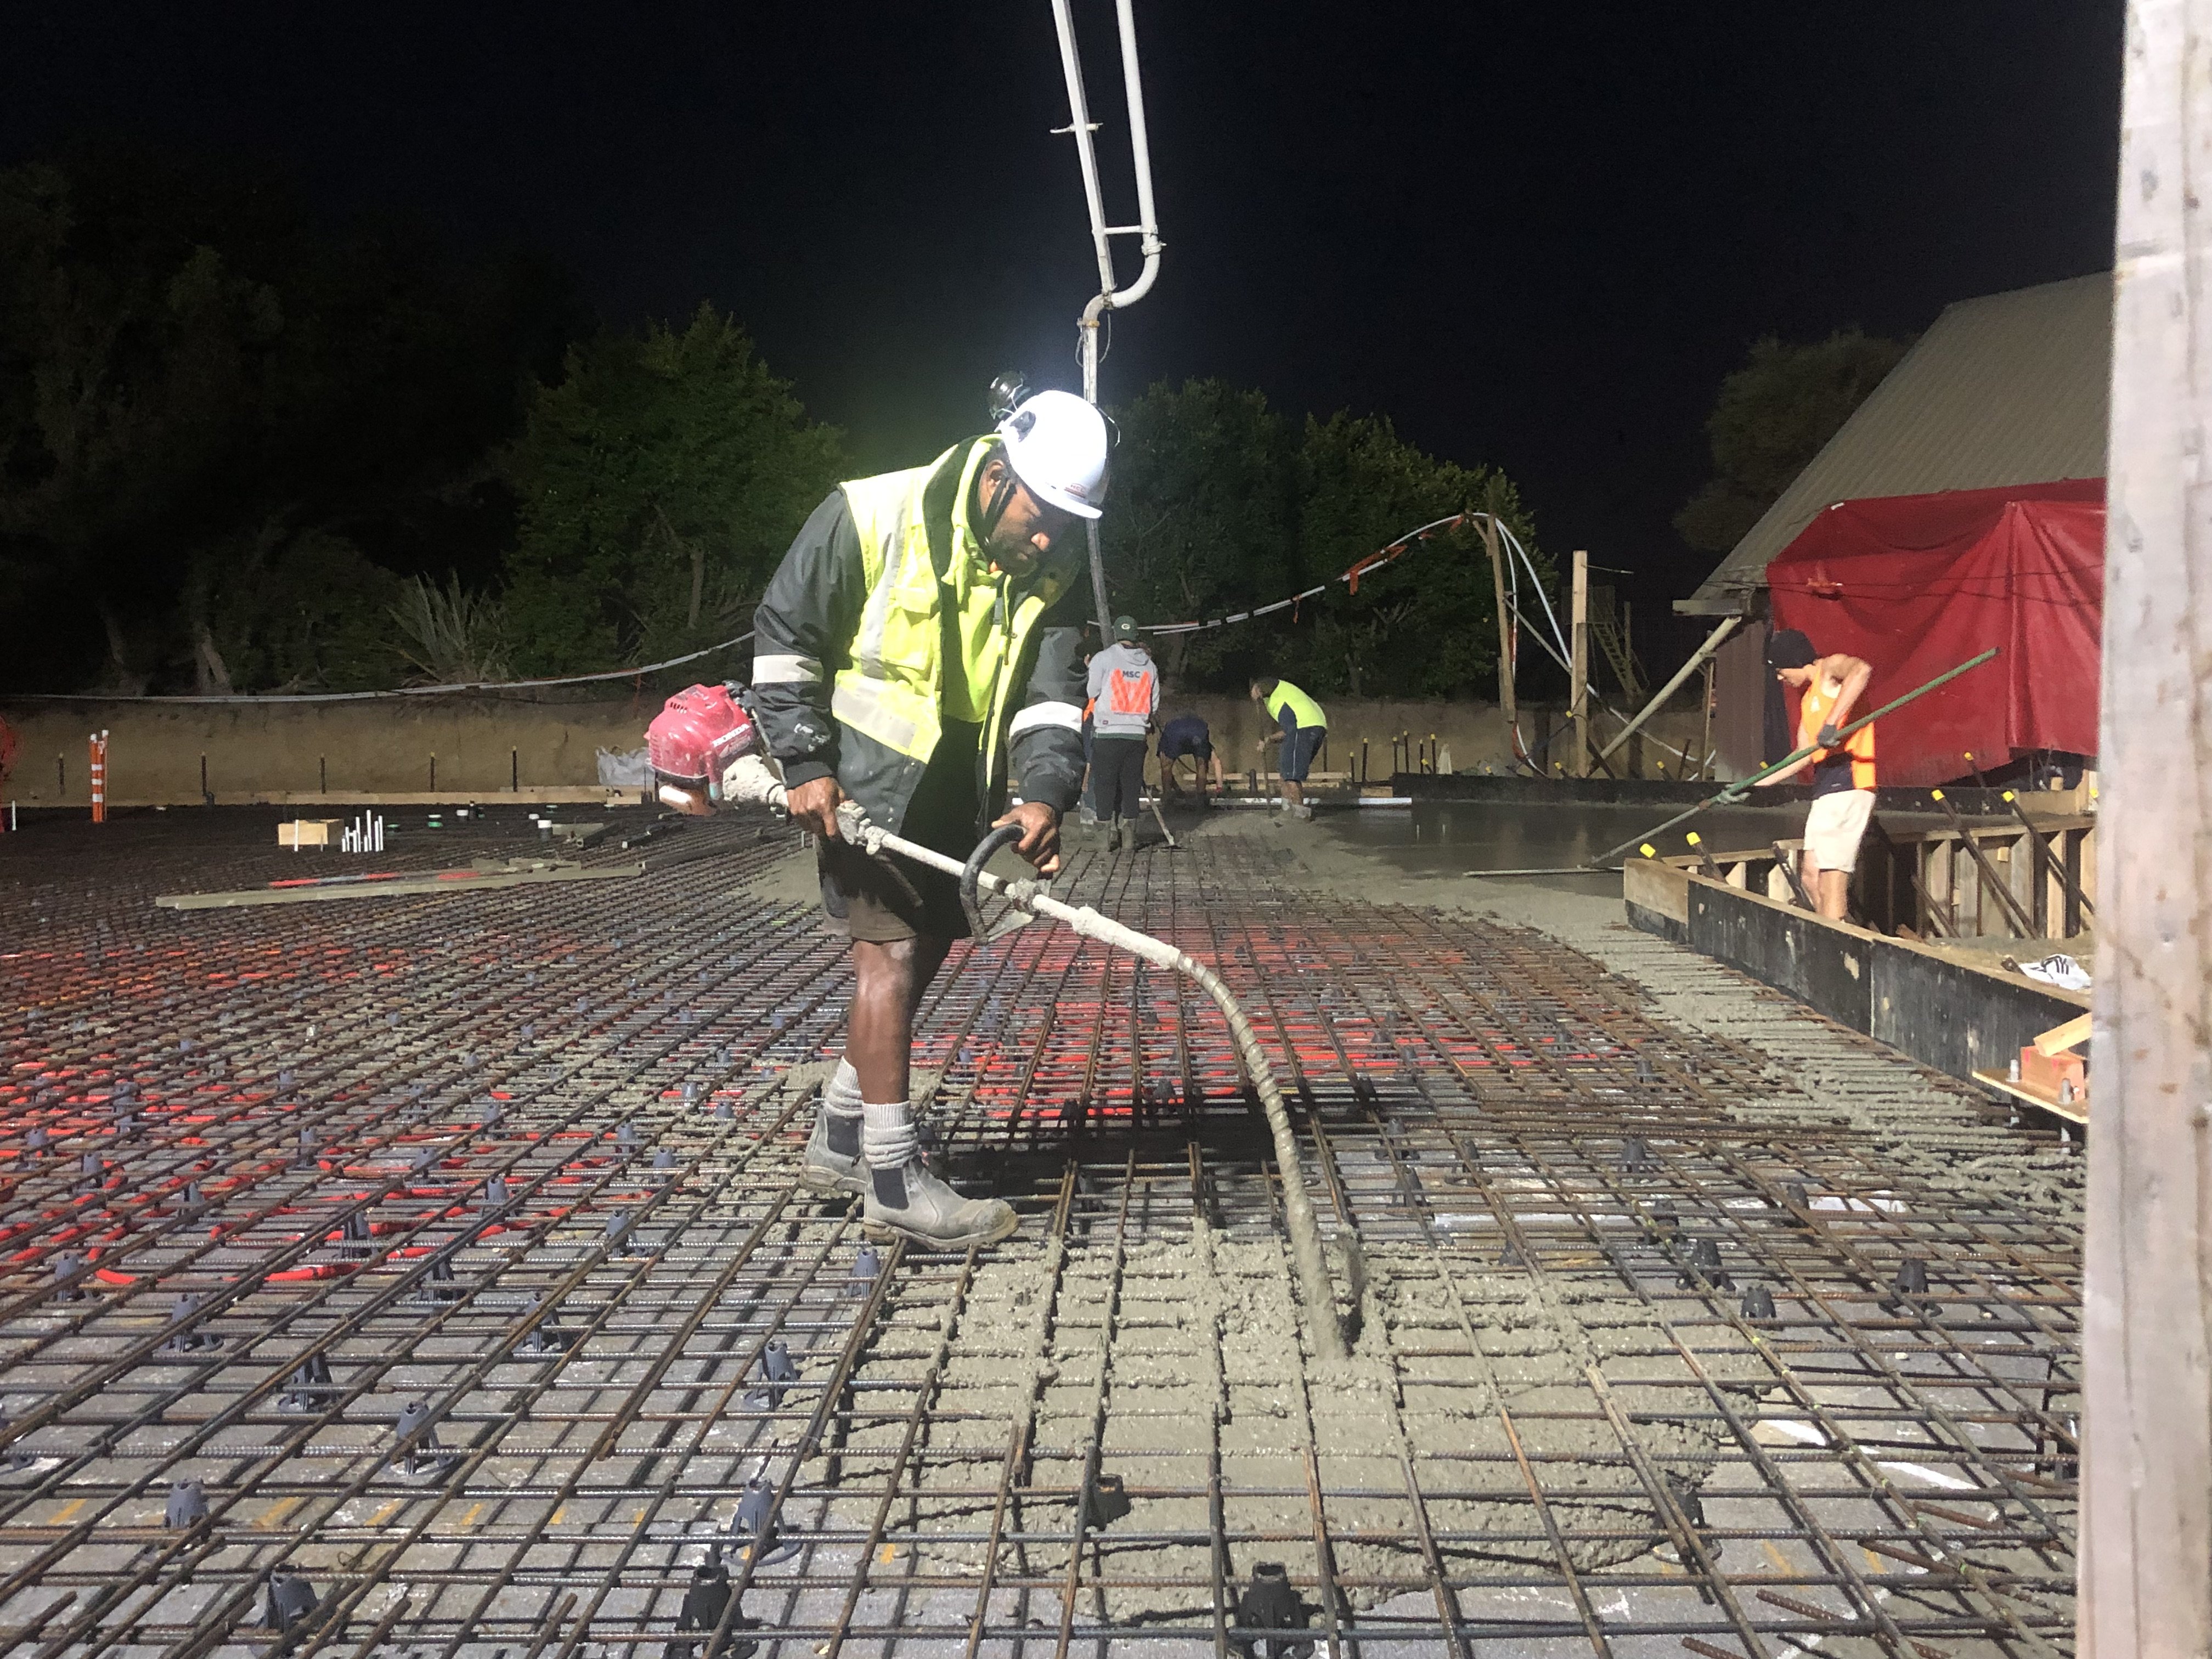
[1639,844,1657,858]
[2002,789,2015,802]
[1685,831,1702,846]
[1930,789,1944,801]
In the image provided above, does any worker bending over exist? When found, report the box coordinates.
[1250,676,1328,820]
[1086,616,1158,850]
[1754,628,1875,920]
[751,390,1107,1246]
[1158,713,1224,804]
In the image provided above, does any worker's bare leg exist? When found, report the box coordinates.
[1799,851,1820,911]
[1816,867,1850,921]
[804,934,950,1196]
[846,935,952,1104]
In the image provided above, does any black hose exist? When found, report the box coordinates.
[958,823,1027,939]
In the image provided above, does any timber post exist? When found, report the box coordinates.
[2080,2,2212,1651]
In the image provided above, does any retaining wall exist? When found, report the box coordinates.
[0,690,1707,807]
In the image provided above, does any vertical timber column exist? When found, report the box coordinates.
[2082,4,2212,1654]
[1482,503,1518,763]
[1568,550,1590,777]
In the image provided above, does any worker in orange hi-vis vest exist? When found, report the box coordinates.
[1753,628,1875,920]
[1085,615,1160,851]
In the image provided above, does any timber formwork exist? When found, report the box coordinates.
[0,808,2078,1656]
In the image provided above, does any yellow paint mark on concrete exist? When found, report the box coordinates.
[52,1498,86,1525]
[1864,1546,1886,1575]
[253,1496,303,1531]
[458,1502,483,1531]
[551,1504,567,1526]
[1762,1541,1793,1577]
[368,1499,403,1527]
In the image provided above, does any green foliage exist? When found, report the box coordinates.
[187,524,405,694]
[1103,381,1538,698]
[1097,380,1299,685]
[1675,329,1910,555]
[0,143,577,692]
[499,304,848,674]
[392,573,511,685]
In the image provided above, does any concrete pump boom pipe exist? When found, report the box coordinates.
[1048,0,1164,635]
[723,757,1347,1360]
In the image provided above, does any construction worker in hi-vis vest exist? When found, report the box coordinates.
[751,387,1109,1247]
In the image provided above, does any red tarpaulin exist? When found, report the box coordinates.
[1765,479,2104,787]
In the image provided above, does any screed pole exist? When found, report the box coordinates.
[2080,3,2212,1652]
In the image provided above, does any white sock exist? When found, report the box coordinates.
[822,1058,863,1121]
[862,1100,918,1172]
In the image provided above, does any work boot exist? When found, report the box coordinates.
[864,1161,1019,1248]
[1291,802,1314,822]
[799,1104,866,1196]
[1107,816,1125,852]
[798,1061,867,1197]
[1077,802,1099,828]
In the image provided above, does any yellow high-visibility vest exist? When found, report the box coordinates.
[831,439,1075,787]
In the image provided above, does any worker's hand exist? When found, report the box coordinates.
[1816,724,1843,749]
[1716,785,1750,805]
[785,775,847,841]
[994,801,1062,877]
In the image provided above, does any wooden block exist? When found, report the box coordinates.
[277,819,340,848]
[1974,1069,2089,1126]
[2033,1012,2094,1056]
[2020,1046,2086,1097]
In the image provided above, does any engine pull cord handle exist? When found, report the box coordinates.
[958,823,1028,940]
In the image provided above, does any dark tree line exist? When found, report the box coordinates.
[0,145,1599,702]
[0,145,579,693]
[1100,382,1539,699]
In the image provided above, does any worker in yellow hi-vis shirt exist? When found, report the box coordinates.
[1249,675,1329,821]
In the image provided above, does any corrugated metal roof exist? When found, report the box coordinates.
[1678,270,2111,614]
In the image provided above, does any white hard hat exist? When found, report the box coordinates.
[995,388,1108,520]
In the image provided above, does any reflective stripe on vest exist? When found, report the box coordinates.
[833,440,1072,783]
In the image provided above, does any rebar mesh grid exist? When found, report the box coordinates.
[0,807,2078,1657]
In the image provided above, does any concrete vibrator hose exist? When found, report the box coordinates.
[723,754,1350,1361]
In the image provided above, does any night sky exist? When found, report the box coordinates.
[5,2,2124,646]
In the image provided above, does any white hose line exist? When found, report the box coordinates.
[802,788,1348,1360]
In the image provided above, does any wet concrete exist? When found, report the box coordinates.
[1314,798,1809,885]
[814,1220,1772,1624]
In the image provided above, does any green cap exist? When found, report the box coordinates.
[1112,614,1139,641]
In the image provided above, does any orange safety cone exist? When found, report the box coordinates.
[88,730,109,823]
